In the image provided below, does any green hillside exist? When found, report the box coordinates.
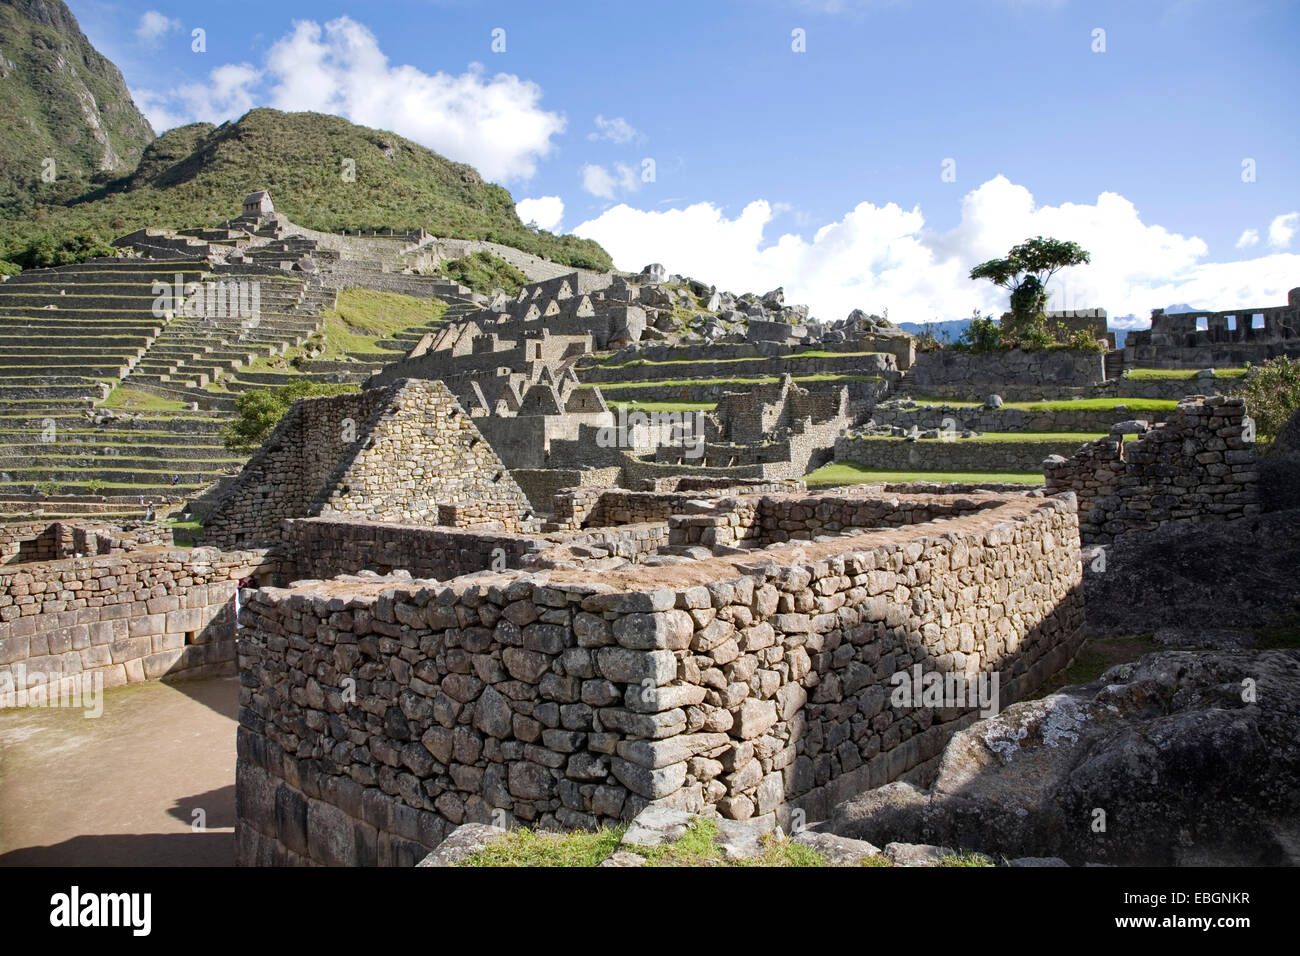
[3,108,613,271]
[0,0,154,213]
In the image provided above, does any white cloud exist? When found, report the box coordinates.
[1268,212,1299,249]
[516,196,564,232]
[588,115,639,144]
[573,175,1300,328]
[580,162,640,199]
[1236,228,1260,249]
[175,63,261,125]
[136,16,564,182]
[136,11,180,44]
[582,164,617,199]
[131,87,186,133]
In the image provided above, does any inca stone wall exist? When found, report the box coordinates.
[865,402,1174,435]
[234,491,1084,865]
[202,380,533,549]
[834,434,1084,473]
[1043,395,1260,543]
[907,349,1105,399]
[0,546,286,694]
[286,518,546,581]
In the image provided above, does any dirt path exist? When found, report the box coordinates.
[0,676,239,866]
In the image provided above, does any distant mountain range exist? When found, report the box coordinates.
[900,303,1205,351]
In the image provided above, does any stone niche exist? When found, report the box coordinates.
[234,489,1086,866]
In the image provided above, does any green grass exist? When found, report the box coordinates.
[805,462,1044,487]
[457,818,831,868]
[99,386,189,412]
[440,251,528,295]
[938,851,995,867]
[456,826,626,867]
[1126,367,1249,380]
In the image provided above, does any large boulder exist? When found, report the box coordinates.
[1084,508,1300,635]
[829,650,1300,865]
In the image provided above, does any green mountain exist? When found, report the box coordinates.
[0,0,154,213]
[4,107,613,271]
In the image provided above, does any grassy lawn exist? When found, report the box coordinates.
[98,385,189,412]
[1126,367,1249,380]
[806,462,1044,487]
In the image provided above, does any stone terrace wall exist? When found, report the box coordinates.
[0,547,288,694]
[1043,395,1259,543]
[866,403,1173,434]
[907,349,1105,399]
[234,493,1084,864]
[834,434,1084,473]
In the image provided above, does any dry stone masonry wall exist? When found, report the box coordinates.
[1043,395,1260,543]
[234,490,1084,865]
[0,546,286,694]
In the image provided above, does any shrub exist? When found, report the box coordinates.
[1233,356,1300,442]
[222,379,357,451]
[441,251,528,296]
[957,312,1006,352]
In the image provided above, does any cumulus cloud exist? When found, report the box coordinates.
[1268,212,1299,249]
[516,196,564,232]
[135,16,563,182]
[175,63,261,125]
[1236,228,1260,249]
[573,175,1300,328]
[131,87,186,133]
[580,162,641,199]
[588,115,639,144]
[136,11,180,44]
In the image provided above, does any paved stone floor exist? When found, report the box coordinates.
[0,676,239,866]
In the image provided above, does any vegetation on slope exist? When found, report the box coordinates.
[0,0,154,215]
[1232,356,1300,441]
[0,109,613,272]
[221,379,358,451]
[440,251,529,295]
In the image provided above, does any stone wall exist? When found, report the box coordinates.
[668,492,1006,548]
[202,380,531,548]
[511,467,622,517]
[835,434,1084,473]
[285,518,545,581]
[1043,395,1260,543]
[0,520,174,565]
[234,491,1085,864]
[0,546,286,695]
[906,349,1105,399]
[866,402,1174,434]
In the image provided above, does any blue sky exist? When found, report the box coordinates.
[69,0,1300,326]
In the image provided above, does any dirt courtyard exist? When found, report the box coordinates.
[0,675,240,866]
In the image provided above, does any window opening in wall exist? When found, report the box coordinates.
[1195,317,1208,332]
[1226,315,1236,331]
[1252,314,1265,329]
